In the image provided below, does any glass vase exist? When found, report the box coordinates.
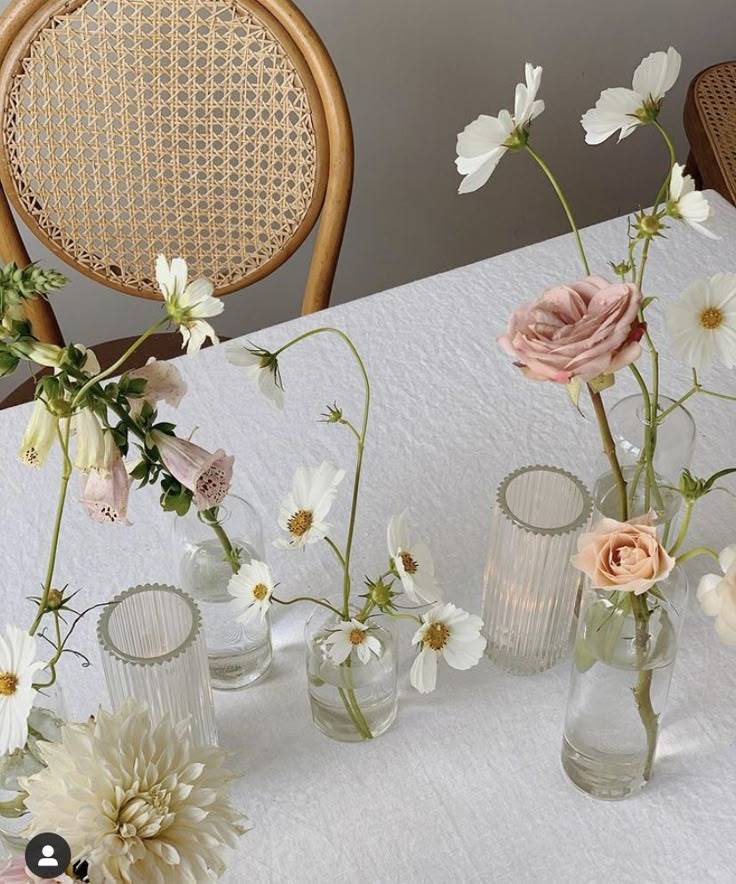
[97,583,217,746]
[305,601,398,742]
[482,465,592,675]
[593,394,696,528]
[172,494,272,690]
[561,567,689,800]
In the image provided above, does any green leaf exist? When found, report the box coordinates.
[641,295,657,310]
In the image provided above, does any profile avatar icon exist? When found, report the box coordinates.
[24,832,72,879]
[38,844,59,867]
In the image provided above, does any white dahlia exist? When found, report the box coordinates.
[22,701,244,883]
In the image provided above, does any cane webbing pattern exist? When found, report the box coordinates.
[2,0,321,295]
[693,63,736,199]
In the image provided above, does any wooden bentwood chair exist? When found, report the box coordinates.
[0,0,353,407]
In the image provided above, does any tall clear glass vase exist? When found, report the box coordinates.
[172,494,272,690]
[593,393,696,530]
[561,567,689,800]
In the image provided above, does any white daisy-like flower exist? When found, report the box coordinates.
[275,462,346,549]
[581,47,681,144]
[0,625,45,756]
[455,62,544,194]
[18,398,58,467]
[323,618,382,665]
[228,559,274,625]
[21,700,244,883]
[387,511,442,604]
[697,544,736,646]
[667,163,718,239]
[667,273,736,371]
[156,254,224,355]
[224,341,283,409]
[410,603,486,694]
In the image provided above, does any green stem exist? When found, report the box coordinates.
[657,385,699,422]
[202,507,240,573]
[588,385,628,520]
[29,421,73,637]
[652,120,678,212]
[275,327,370,620]
[337,686,372,740]
[325,537,346,568]
[342,657,373,739]
[668,499,693,556]
[384,609,423,624]
[632,592,658,781]
[32,611,62,689]
[272,595,343,617]
[676,546,720,565]
[525,145,590,274]
[71,318,167,409]
[700,387,736,403]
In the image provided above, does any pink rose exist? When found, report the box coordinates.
[499,275,644,382]
[571,513,675,595]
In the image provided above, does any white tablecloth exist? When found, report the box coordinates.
[5,193,736,883]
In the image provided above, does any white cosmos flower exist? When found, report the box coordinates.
[156,254,224,355]
[275,462,346,549]
[667,273,736,371]
[456,62,544,193]
[667,163,718,239]
[410,603,486,694]
[21,700,244,883]
[581,47,681,144]
[18,398,58,467]
[0,625,45,756]
[323,619,382,665]
[224,342,283,409]
[697,545,736,645]
[387,511,442,604]
[228,559,274,625]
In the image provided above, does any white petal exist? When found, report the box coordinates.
[632,47,681,100]
[719,545,736,574]
[580,88,642,145]
[697,573,723,616]
[456,114,510,158]
[169,257,189,297]
[442,635,487,670]
[458,151,507,193]
[410,648,437,693]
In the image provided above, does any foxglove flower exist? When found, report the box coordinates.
[151,430,234,510]
[225,342,283,409]
[323,619,382,665]
[22,701,244,883]
[0,625,45,756]
[156,255,223,355]
[18,398,58,467]
[387,511,442,604]
[12,339,66,368]
[71,407,106,473]
[127,357,187,416]
[456,63,544,193]
[667,164,718,239]
[410,603,486,694]
[228,560,274,625]
[275,462,346,549]
[79,434,132,524]
[581,47,681,144]
[697,545,736,646]
[667,274,736,371]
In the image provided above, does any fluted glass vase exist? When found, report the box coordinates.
[305,601,398,742]
[593,394,696,529]
[482,465,592,675]
[172,494,272,690]
[561,567,688,800]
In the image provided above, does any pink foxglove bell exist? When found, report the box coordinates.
[151,430,234,510]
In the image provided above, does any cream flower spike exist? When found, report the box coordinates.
[581,47,681,144]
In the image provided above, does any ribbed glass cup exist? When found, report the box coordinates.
[482,465,593,675]
[97,584,217,746]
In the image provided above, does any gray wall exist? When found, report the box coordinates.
[3,0,735,375]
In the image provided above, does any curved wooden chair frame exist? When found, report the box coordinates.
[0,0,353,346]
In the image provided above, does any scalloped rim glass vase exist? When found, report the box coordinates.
[482,465,593,675]
[97,583,217,746]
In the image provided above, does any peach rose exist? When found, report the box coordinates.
[572,513,675,595]
[498,275,644,382]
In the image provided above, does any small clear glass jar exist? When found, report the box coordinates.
[172,494,272,690]
[305,601,398,742]
[561,567,689,800]
[593,394,696,528]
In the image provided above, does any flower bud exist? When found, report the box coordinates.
[12,338,66,368]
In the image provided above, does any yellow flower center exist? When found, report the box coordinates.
[700,306,724,330]
[0,672,18,695]
[288,509,313,537]
[252,583,268,601]
[349,628,365,645]
[399,550,418,574]
[423,622,450,651]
